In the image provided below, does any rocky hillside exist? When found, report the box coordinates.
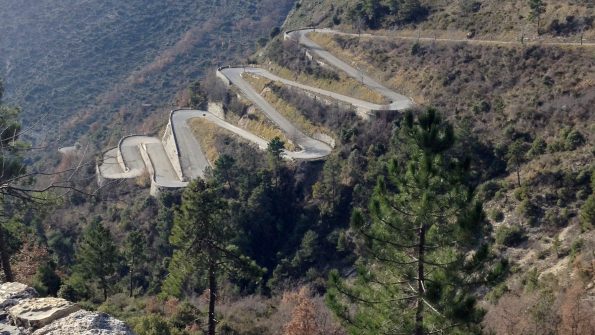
[0,282,132,334]
[285,0,594,41]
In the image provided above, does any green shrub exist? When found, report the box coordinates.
[495,225,525,246]
[517,199,539,225]
[564,130,585,150]
[579,196,595,229]
[486,282,509,303]
[134,315,172,335]
[522,268,540,292]
[32,263,61,297]
[570,238,584,260]
[528,137,547,157]
[477,180,502,201]
[488,209,505,222]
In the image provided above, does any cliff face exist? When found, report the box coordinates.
[0,282,133,335]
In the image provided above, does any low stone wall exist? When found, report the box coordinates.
[216,67,231,86]
[208,102,225,119]
[313,132,336,148]
[161,114,184,181]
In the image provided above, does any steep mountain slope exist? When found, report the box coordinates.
[285,0,594,41]
[0,0,293,144]
[278,1,594,333]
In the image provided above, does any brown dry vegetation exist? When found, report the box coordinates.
[243,74,334,139]
[285,0,594,42]
[303,19,594,334]
[309,33,594,142]
[189,118,233,164]
[268,63,389,105]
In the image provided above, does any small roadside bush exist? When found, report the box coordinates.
[495,225,525,247]
[488,209,505,222]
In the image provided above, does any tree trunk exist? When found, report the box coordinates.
[414,224,426,335]
[208,259,218,335]
[129,262,134,298]
[516,165,521,188]
[102,277,108,302]
[0,226,14,282]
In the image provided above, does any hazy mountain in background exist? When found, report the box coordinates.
[0,0,293,145]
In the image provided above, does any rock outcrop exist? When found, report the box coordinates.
[0,283,134,335]
[32,310,134,335]
[8,298,80,329]
[0,283,38,309]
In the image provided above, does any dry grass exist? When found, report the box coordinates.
[135,169,151,188]
[244,74,334,139]
[189,118,228,164]
[268,62,389,105]
[225,110,296,151]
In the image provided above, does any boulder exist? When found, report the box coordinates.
[0,283,38,309]
[32,310,134,335]
[0,323,27,335]
[8,298,79,329]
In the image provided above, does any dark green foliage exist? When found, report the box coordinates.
[270,27,281,38]
[507,139,529,187]
[528,0,546,33]
[134,315,172,335]
[528,137,547,157]
[548,15,594,36]
[267,137,285,161]
[347,0,428,29]
[189,82,208,110]
[32,262,62,296]
[125,230,147,297]
[580,195,595,229]
[495,225,525,247]
[327,109,488,334]
[73,218,120,301]
[564,129,585,151]
[164,178,261,334]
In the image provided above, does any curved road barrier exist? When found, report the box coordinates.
[97,29,414,196]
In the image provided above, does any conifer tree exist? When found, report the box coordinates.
[125,229,146,297]
[327,109,487,335]
[75,218,119,301]
[529,0,546,34]
[164,179,261,335]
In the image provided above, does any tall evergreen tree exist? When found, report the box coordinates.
[125,229,146,297]
[327,109,488,334]
[164,179,261,335]
[529,0,546,34]
[75,218,120,301]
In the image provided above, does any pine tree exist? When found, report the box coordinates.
[125,229,146,297]
[327,109,487,334]
[0,86,25,281]
[164,179,261,335]
[529,0,546,34]
[75,218,120,301]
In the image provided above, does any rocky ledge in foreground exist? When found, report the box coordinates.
[0,282,133,335]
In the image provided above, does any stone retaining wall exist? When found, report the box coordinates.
[161,114,184,181]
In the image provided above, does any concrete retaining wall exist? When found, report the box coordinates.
[161,112,184,181]
[208,102,225,119]
[116,137,128,172]
[138,143,159,197]
[216,67,231,86]
[313,133,336,148]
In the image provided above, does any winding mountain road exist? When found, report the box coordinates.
[97,28,413,193]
